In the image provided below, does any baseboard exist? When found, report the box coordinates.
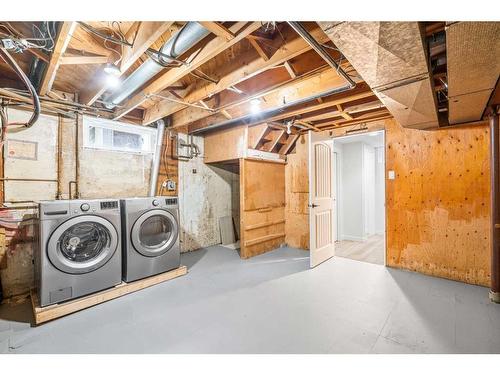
[341,235,366,242]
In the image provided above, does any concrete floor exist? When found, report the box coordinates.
[336,234,385,265]
[1,245,500,354]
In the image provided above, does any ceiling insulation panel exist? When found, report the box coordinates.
[319,21,438,129]
[446,22,500,124]
[378,78,438,129]
[319,22,429,89]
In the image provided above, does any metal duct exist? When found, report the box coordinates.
[149,119,166,196]
[104,22,210,109]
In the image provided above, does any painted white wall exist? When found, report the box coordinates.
[340,142,364,241]
[374,146,385,234]
[363,144,376,236]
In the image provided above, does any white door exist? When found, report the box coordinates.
[308,130,335,268]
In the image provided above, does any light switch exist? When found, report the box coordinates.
[388,170,395,180]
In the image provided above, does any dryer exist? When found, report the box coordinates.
[35,199,122,307]
[120,197,180,282]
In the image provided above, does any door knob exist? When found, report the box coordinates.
[309,203,318,208]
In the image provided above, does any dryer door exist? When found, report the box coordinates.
[131,209,178,257]
[47,215,119,274]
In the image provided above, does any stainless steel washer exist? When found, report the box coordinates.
[35,199,122,307]
[120,197,180,282]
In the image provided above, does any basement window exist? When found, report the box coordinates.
[83,116,157,154]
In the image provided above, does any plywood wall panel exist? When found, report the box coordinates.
[240,159,286,258]
[285,134,310,250]
[385,119,490,286]
[204,125,247,163]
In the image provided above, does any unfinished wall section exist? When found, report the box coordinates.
[178,134,239,252]
[0,109,157,299]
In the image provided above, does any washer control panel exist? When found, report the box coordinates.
[80,203,90,212]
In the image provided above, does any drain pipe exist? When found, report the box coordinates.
[490,106,500,303]
[149,119,166,196]
[104,22,210,109]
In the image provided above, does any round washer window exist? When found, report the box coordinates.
[139,215,172,249]
[58,222,111,263]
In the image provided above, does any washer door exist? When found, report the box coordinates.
[47,216,118,274]
[131,209,178,257]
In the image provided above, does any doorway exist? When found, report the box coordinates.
[332,130,386,265]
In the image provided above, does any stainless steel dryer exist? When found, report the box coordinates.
[35,199,122,307]
[120,197,180,282]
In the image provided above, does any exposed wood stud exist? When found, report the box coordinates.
[199,22,235,40]
[39,22,77,96]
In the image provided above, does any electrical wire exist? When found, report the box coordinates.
[0,48,40,131]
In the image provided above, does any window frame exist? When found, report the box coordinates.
[82,115,158,155]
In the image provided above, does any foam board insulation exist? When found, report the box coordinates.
[446,22,500,124]
[319,21,438,129]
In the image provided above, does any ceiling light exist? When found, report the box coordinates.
[286,121,292,135]
[250,98,261,114]
[103,63,121,76]
[105,74,121,88]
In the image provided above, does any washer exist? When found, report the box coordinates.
[35,199,122,307]
[120,197,180,282]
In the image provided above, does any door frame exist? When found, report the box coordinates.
[330,129,387,266]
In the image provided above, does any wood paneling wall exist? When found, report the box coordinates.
[285,134,310,249]
[384,118,490,286]
[240,159,286,258]
[326,118,491,286]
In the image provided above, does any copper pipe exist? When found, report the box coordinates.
[490,108,500,303]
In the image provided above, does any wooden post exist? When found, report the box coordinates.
[490,107,500,303]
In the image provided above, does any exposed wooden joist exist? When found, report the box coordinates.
[199,22,235,40]
[180,66,360,130]
[143,24,331,125]
[60,55,108,65]
[283,61,297,79]
[80,21,175,106]
[247,37,270,61]
[114,22,262,120]
[39,22,77,96]
[189,86,376,133]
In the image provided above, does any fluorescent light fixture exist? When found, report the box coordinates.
[103,63,121,76]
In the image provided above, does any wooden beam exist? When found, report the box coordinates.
[336,104,354,120]
[80,22,175,106]
[114,22,262,120]
[248,37,270,61]
[120,22,174,72]
[39,22,77,96]
[142,24,331,125]
[199,22,235,40]
[177,66,359,129]
[189,86,375,132]
[60,55,108,65]
[295,120,321,132]
[283,61,297,79]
